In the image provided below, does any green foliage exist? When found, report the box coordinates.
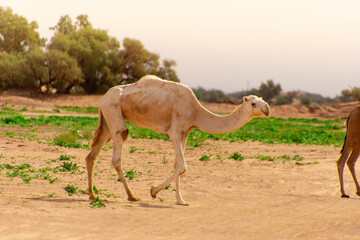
[228,152,245,161]
[125,169,137,180]
[53,131,89,149]
[0,7,45,54]
[59,155,71,161]
[90,196,106,208]
[192,87,230,103]
[351,87,360,101]
[258,79,282,102]
[257,155,275,162]
[55,106,99,114]
[58,161,80,173]
[1,162,58,184]
[117,169,138,181]
[0,9,179,93]
[199,154,212,162]
[339,89,356,103]
[129,146,138,153]
[64,184,78,196]
[92,185,101,195]
[0,110,346,148]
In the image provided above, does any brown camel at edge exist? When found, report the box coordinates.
[337,106,360,198]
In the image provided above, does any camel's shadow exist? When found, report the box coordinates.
[26,197,174,209]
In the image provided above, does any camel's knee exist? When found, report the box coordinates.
[111,157,121,168]
[347,160,355,169]
[177,163,187,175]
[86,153,95,166]
[118,129,128,141]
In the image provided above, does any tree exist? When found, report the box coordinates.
[0,52,26,88]
[48,14,122,93]
[0,7,45,54]
[339,89,356,102]
[22,48,83,93]
[118,37,159,84]
[258,79,282,102]
[156,59,179,82]
[351,87,360,101]
[22,48,47,90]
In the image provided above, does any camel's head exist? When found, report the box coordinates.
[243,95,270,117]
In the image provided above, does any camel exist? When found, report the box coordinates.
[85,75,270,205]
[337,106,360,198]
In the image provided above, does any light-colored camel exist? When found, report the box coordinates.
[85,75,270,205]
[337,106,360,198]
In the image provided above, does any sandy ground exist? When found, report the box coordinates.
[0,93,360,239]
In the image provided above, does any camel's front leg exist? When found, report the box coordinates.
[337,149,351,198]
[151,136,188,205]
[346,149,360,197]
[112,130,137,202]
[175,133,189,205]
[175,175,187,205]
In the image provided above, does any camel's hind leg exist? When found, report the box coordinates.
[346,148,360,197]
[86,111,111,199]
[337,147,351,198]
[101,106,137,201]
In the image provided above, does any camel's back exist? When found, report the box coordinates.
[117,75,199,133]
[122,75,197,105]
[348,106,360,136]
[344,106,360,149]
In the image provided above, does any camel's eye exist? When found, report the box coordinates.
[251,103,256,108]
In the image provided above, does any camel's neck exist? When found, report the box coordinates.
[194,104,253,134]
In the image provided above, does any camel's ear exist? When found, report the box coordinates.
[243,96,249,102]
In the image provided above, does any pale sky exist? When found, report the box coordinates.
[2,0,360,97]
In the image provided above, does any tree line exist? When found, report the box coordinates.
[0,7,179,94]
[193,80,360,105]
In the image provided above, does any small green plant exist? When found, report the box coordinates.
[90,196,106,208]
[293,154,304,165]
[228,152,244,161]
[125,169,137,180]
[47,192,56,197]
[59,155,71,161]
[258,155,275,162]
[216,154,223,160]
[199,154,212,162]
[162,155,168,164]
[93,185,101,194]
[292,154,303,161]
[64,184,78,196]
[129,146,137,153]
[59,161,80,173]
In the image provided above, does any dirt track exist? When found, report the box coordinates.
[0,93,359,239]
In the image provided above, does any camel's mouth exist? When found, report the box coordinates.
[261,106,270,116]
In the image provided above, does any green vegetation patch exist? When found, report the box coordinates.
[0,108,346,147]
[55,106,99,114]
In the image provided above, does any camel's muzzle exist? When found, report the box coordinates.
[262,105,270,116]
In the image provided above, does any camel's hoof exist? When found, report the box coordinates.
[150,186,157,198]
[89,194,96,200]
[341,194,350,198]
[356,192,360,197]
[128,196,138,202]
[176,200,189,206]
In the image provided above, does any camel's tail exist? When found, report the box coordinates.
[340,115,351,154]
[91,109,110,147]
